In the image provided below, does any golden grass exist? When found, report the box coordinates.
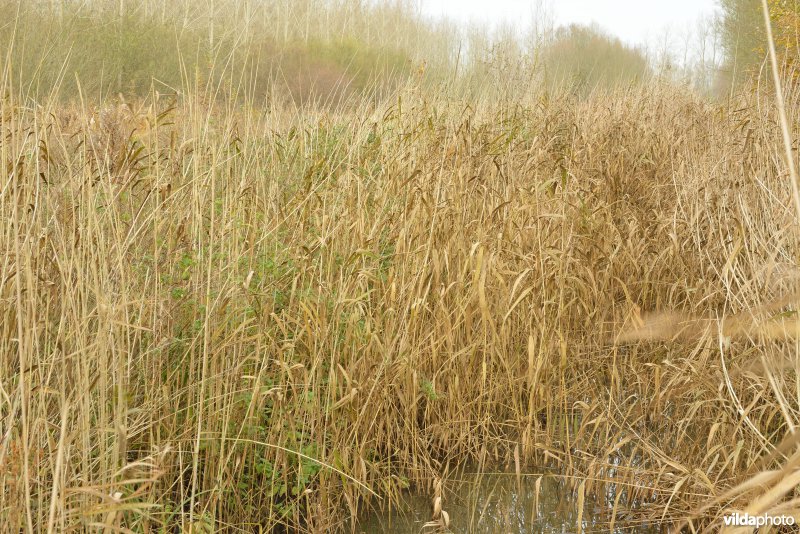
[3,24,800,532]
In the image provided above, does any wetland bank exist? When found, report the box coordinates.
[3,0,800,532]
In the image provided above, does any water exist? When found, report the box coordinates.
[356,466,662,533]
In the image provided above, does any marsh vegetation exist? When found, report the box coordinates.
[2,0,800,532]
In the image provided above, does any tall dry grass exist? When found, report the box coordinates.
[3,2,800,533]
[3,77,800,531]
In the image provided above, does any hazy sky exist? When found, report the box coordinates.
[420,0,720,49]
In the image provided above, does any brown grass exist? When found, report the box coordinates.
[3,8,800,533]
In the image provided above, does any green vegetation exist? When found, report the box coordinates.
[541,24,649,95]
[0,0,655,103]
[0,0,424,102]
[717,0,768,86]
[717,0,800,88]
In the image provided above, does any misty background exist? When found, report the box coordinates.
[0,0,787,102]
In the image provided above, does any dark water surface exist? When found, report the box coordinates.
[356,466,662,533]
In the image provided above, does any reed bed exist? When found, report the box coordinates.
[3,56,800,531]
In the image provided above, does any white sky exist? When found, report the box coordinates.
[420,0,720,50]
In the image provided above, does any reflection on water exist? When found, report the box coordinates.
[357,466,662,533]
